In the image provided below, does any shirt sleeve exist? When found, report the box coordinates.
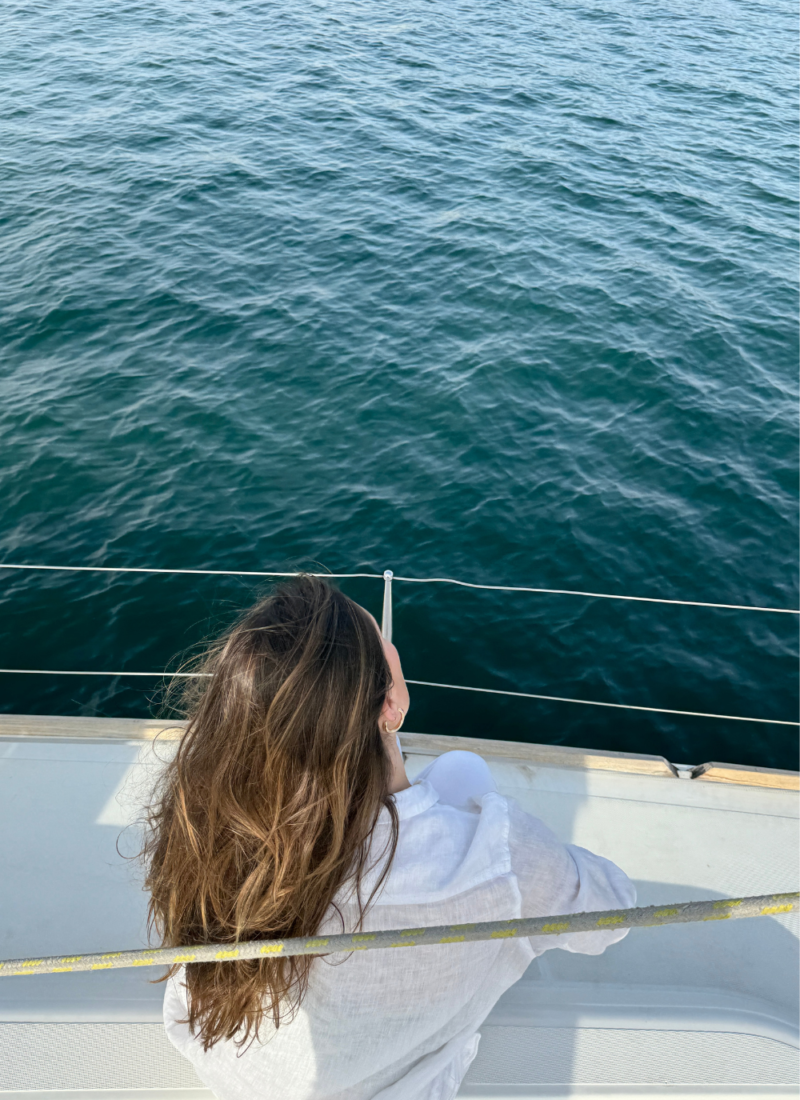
[506,796,636,956]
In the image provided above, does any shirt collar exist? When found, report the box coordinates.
[389,779,439,821]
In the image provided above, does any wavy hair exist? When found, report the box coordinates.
[141,575,398,1049]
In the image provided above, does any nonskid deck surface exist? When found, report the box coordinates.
[0,723,797,1098]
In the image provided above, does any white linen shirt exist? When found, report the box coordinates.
[164,753,635,1100]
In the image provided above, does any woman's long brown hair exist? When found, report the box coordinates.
[141,575,398,1050]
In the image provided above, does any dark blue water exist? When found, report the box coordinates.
[1,0,797,769]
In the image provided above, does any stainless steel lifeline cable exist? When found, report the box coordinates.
[0,563,797,725]
[1,894,796,978]
[0,561,797,614]
[0,667,793,725]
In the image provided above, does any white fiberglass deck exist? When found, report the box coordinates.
[0,719,797,1099]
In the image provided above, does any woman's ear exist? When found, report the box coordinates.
[379,692,403,734]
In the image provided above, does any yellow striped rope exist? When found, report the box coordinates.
[1,893,796,978]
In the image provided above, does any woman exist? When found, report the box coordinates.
[144,575,635,1100]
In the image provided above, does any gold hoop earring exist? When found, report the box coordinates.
[384,708,405,735]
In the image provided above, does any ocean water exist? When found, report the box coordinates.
[1,0,797,769]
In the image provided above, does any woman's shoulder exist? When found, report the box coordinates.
[408,749,499,812]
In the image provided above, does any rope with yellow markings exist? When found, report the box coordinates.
[0,893,796,978]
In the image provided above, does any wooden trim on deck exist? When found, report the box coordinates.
[692,761,800,791]
[399,731,677,778]
[0,715,676,776]
[0,714,182,742]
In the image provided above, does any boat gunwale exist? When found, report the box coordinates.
[0,715,796,790]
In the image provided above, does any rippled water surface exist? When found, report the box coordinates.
[2,0,797,768]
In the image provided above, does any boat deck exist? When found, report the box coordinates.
[0,718,797,1099]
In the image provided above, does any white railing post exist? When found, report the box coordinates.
[381,570,393,642]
